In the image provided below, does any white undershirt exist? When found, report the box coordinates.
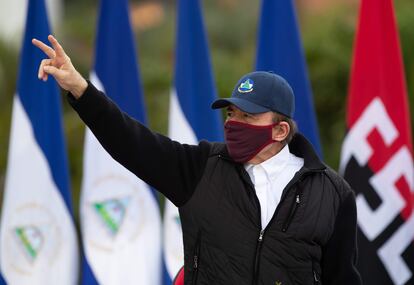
[244,145,304,229]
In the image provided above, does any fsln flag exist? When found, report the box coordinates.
[256,0,321,155]
[0,0,79,284]
[164,0,223,283]
[339,0,414,284]
[80,0,162,284]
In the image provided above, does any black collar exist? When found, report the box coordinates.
[288,133,325,171]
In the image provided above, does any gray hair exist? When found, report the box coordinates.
[272,113,297,145]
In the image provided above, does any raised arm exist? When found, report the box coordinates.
[32,35,212,206]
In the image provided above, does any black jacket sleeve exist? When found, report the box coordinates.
[321,190,362,284]
[67,81,212,207]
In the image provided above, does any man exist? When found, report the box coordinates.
[33,35,362,284]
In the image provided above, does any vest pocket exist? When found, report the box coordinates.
[282,191,301,232]
[192,231,202,285]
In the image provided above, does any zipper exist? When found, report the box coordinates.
[250,170,322,284]
[192,231,202,285]
[277,172,314,233]
[282,192,301,232]
[253,230,265,285]
[252,190,301,284]
[258,170,315,234]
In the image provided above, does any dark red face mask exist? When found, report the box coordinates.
[224,120,278,163]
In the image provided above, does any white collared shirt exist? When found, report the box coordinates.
[244,145,304,229]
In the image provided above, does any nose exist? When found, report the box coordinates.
[226,117,242,124]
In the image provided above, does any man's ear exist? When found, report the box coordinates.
[272,121,290,142]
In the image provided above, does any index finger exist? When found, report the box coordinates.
[48,35,66,57]
[32,38,56,58]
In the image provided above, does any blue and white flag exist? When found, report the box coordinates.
[164,0,223,283]
[80,0,162,284]
[256,0,322,155]
[0,0,79,284]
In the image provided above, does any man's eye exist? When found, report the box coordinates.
[243,113,252,118]
[227,112,233,117]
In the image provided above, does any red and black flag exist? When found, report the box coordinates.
[339,0,414,284]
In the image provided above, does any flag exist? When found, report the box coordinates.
[255,0,322,155]
[164,0,223,282]
[80,0,162,284]
[339,0,414,283]
[0,0,79,284]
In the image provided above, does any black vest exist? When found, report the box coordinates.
[179,136,352,285]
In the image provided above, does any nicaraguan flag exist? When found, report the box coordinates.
[0,0,79,284]
[256,0,322,155]
[164,0,223,283]
[80,0,162,284]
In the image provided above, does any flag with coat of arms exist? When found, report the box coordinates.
[80,0,162,284]
[164,0,223,283]
[0,0,79,283]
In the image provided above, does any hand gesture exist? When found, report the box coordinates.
[32,35,87,98]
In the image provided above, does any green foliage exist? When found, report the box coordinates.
[302,3,357,168]
[302,0,414,168]
[396,0,414,131]
[0,0,413,201]
[0,41,18,190]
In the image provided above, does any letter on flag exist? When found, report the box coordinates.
[80,0,162,284]
[256,0,322,155]
[0,0,79,284]
[164,0,223,283]
[339,0,414,284]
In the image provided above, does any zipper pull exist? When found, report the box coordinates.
[258,230,264,242]
[313,270,320,282]
[193,255,198,269]
[296,194,300,204]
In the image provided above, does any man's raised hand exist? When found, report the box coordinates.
[32,35,87,99]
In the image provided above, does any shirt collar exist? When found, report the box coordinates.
[244,145,291,177]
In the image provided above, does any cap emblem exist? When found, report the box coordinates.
[238,78,254,93]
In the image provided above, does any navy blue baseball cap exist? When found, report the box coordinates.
[211,71,295,118]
